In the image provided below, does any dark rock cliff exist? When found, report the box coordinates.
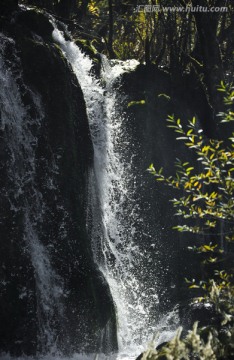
[117,64,212,315]
[0,4,117,356]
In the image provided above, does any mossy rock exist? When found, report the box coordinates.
[75,39,102,76]
[75,39,99,60]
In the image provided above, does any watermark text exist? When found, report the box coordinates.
[134,4,228,13]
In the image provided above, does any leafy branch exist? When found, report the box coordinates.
[143,85,234,359]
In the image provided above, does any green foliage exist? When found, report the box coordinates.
[19,0,234,106]
[148,112,234,241]
[142,276,234,359]
[142,323,218,359]
[127,100,146,108]
[218,82,234,122]
[145,87,234,359]
[142,318,234,359]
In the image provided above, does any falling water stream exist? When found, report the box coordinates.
[0,33,65,354]
[52,25,179,359]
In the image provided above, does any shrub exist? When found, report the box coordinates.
[144,84,234,359]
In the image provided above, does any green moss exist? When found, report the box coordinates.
[75,39,100,61]
[53,43,67,60]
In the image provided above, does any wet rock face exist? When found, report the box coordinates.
[118,65,213,315]
[180,302,219,334]
[0,0,18,15]
[16,9,54,39]
[0,7,117,356]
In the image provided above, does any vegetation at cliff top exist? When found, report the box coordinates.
[146,85,234,359]
[16,0,233,141]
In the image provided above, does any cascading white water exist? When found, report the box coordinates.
[52,26,179,359]
[0,33,64,353]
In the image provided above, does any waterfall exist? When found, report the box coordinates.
[52,25,179,358]
[0,33,64,353]
[0,12,179,358]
